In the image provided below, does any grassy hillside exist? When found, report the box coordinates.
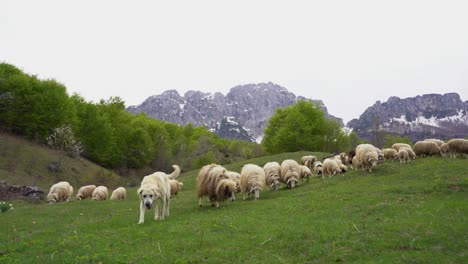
[0,152,467,263]
[0,133,126,189]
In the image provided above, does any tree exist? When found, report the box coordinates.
[46,124,83,170]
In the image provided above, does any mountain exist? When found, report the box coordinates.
[127,82,343,142]
[346,93,468,142]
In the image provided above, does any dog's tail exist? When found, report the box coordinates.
[168,165,181,179]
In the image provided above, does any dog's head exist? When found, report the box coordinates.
[137,185,161,209]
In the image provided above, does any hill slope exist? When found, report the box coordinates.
[0,152,466,263]
[0,133,126,189]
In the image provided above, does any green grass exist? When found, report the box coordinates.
[1,153,467,263]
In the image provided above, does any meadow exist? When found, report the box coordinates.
[1,152,467,263]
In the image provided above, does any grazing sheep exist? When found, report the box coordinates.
[355,144,379,172]
[225,171,241,193]
[263,162,281,191]
[47,181,74,203]
[331,156,348,173]
[313,161,323,177]
[92,186,108,201]
[447,138,468,158]
[391,143,412,152]
[299,165,312,181]
[351,156,362,170]
[398,149,410,163]
[76,185,96,200]
[110,187,127,200]
[197,164,236,208]
[440,143,450,157]
[424,138,444,147]
[240,164,266,200]
[414,141,441,157]
[300,155,317,168]
[168,180,183,197]
[280,159,300,188]
[383,148,398,161]
[322,158,341,177]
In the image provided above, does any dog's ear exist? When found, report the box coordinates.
[137,187,143,196]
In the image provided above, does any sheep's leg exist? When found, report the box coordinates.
[198,197,202,207]
[215,201,219,208]
[243,193,247,200]
[138,201,145,224]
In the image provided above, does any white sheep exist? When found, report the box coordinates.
[197,164,236,208]
[168,179,183,197]
[391,143,412,152]
[322,158,341,177]
[331,156,347,173]
[300,155,317,168]
[313,161,323,177]
[47,181,74,203]
[447,138,468,158]
[240,164,266,200]
[263,162,281,191]
[225,171,241,193]
[440,143,450,157]
[92,186,108,201]
[299,165,312,181]
[280,159,300,188]
[110,187,127,200]
[383,148,398,161]
[414,141,441,157]
[398,149,410,164]
[355,144,379,172]
[400,146,417,160]
[76,185,96,200]
[424,138,445,147]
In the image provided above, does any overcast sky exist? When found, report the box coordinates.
[2,0,468,123]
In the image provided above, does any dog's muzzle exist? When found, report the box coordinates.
[145,203,151,209]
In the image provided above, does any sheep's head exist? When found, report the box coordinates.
[47,193,58,203]
[368,158,378,167]
[286,178,298,189]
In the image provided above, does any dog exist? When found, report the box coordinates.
[137,165,180,224]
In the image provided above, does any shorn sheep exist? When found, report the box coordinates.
[76,185,96,200]
[391,143,412,152]
[263,162,281,191]
[169,179,183,197]
[398,149,410,164]
[413,141,441,157]
[313,161,323,176]
[424,138,444,147]
[240,164,266,200]
[299,165,312,181]
[197,164,236,208]
[322,158,341,177]
[355,144,379,172]
[400,146,417,160]
[47,181,73,203]
[280,159,301,188]
[447,138,468,158]
[110,187,127,200]
[92,186,108,201]
[300,155,317,168]
[383,148,398,161]
[440,143,450,157]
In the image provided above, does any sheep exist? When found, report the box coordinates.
[168,180,183,197]
[76,185,96,200]
[300,155,317,168]
[383,148,398,161]
[331,156,348,173]
[92,186,108,201]
[240,164,266,200]
[400,146,416,160]
[357,144,383,162]
[391,143,412,152]
[424,138,445,147]
[47,181,74,203]
[351,156,362,170]
[413,141,441,157]
[197,164,236,208]
[225,171,241,193]
[280,159,300,188]
[355,144,379,172]
[398,149,410,163]
[263,162,281,191]
[110,187,127,200]
[299,165,312,181]
[447,138,468,158]
[322,158,341,177]
[440,143,450,157]
[313,161,323,177]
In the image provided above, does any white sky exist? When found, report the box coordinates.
[2,0,468,123]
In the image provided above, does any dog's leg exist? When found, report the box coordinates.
[154,201,160,220]
[138,201,145,224]
[160,198,165,220]
[165,195,170,217]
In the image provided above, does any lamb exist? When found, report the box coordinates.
[47,181,74,203]
[299,165,312,181]
[383,148,398,161]
[313,161,323,177]
[398,149,410,163]
[440,143,450,157]
[355,144,379,172]
[110,187,127,200]
[168,180,183,197]
[447,138,468,158]
[280,159,300,188]
[92,186,108,201]
[263,162,282,191]
[391,143,412,152]
[240,164,266,200]
[322,158,341,177]
[400,146,417,160]
[424,138,445,147]
[197,164,236,208]
[300,155,317,168]
[225,171,241,193]
[413,141,441,157]
[76,185,96,200]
